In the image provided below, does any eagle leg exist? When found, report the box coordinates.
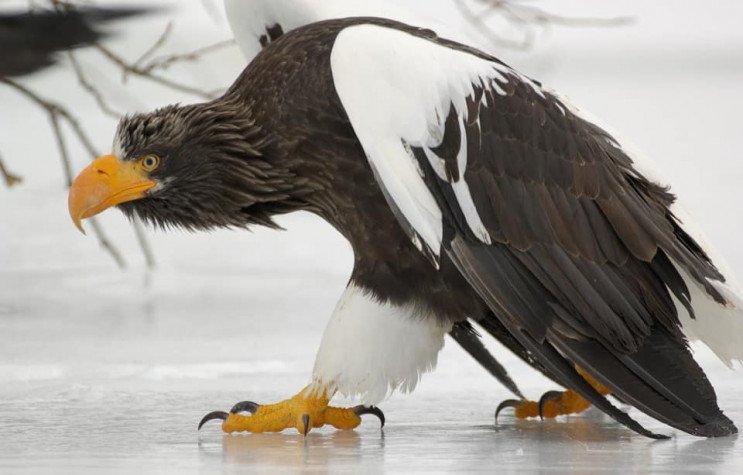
[495,367,610,420]
[197,385,384,435]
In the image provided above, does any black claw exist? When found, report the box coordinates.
[495,399,523,422]
[538,391,564,420]
[230,401,260,414]
[198,411,229,430]
[352,405,386,428]
[302,414,311,436]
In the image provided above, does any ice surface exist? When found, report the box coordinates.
[2,0,743,473]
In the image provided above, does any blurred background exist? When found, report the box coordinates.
[1,0,742,472]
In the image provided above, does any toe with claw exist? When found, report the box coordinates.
[198,400,260,430]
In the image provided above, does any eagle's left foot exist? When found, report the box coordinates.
[495,367,610,420]
[495,388,597,420]
[198,385,384,435]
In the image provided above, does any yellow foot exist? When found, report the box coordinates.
[495,368,610,420]
[198,386,385,435]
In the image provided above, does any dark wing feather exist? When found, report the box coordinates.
[448,236,667,439]
[409,64,734,437]
[449,321,524,399]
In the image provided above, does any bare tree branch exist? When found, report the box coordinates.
[87,217,127,269]
[132,215,156,269]
[0,154,23,187]
[141,39,236,74]
[94,43,219,100]
[47,110,73,186]
[67,52,120,118]
[456,0,537,51]
[456,0,634,51]
[132,21,174,72]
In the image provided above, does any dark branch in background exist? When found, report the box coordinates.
[127,20,231,75]
[132,20,174,69]
[94,43,220,100]
[0,154,23,187]
[139,39,236,74]
[67,51,120,118]
[68,13,234,106]
[457,0,633,51]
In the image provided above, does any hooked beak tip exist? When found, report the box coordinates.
[72,216,87,235]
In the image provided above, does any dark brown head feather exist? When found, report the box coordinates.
[114,95,305,232]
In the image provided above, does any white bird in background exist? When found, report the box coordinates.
[223,0,484,61]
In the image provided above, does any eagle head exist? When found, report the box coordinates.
[68,100,299,233]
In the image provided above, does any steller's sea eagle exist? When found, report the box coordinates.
[68,18,742,438]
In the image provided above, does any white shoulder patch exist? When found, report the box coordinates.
[330,24,516,258]
[312,284,452,405]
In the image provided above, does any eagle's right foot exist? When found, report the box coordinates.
[198,385,385,435]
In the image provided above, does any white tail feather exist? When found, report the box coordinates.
[672,261,743,367]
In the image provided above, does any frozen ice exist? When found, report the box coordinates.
[2,0,743,473]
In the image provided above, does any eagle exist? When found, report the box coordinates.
[68,17,742,438]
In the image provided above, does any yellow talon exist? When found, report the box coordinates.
[496,366,611,420]
[511,389,598,419]
[201,385,384,435]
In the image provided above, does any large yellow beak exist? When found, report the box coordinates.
[68,154,156,234]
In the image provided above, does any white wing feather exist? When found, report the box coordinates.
[331,24,507,256]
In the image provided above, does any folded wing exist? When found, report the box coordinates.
[330,21,741,437]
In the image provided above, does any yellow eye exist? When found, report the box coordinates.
[141,154,160,171]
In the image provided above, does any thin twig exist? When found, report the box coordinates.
[457,0,633,51]
[499,2,634,28]
[87,217,127,268]
[0,154,23,187]
[456,0,537,50]
[142,39,236,73]
[67,52,120,118]
[51,1,230,101]
[132,21,174,73]
[95,43,217,100]
[48,111,73,186]
[132,215,155,268]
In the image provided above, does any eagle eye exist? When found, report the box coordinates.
[141,154,161,171]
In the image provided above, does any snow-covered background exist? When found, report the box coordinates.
[1,0,742,472]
